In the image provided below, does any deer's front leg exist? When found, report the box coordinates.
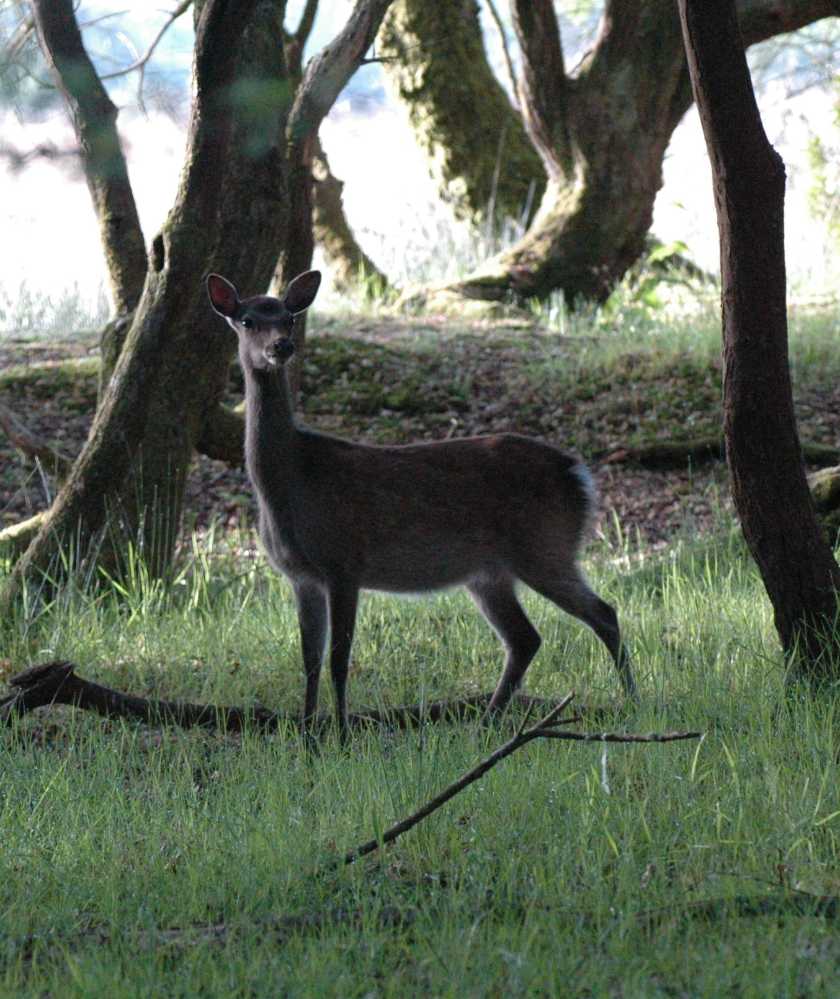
[326,579,359,740]
[294,580,328,727]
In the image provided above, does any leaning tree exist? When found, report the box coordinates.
[679,0,840,683]
[0,0,392,611]
[381,0,837,311]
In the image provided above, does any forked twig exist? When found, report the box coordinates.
[342,695,700,865]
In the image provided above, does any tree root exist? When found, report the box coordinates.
[0,511,47,560]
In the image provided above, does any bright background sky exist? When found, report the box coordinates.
[0,2,838,322]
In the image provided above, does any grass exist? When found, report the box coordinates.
[2,288,840,994]
[0,280,109,338]
[3,518,840,996]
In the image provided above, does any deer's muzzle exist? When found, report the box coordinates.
[266,338,295,364]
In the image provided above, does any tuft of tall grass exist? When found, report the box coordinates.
[0,280,110,337]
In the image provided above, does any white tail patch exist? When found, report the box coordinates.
[570,461,598,534]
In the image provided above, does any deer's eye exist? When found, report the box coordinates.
[241,317,254,330]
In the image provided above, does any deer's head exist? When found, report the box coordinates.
[207,271,321,371]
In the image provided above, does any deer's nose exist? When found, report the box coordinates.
[266,338,295,363]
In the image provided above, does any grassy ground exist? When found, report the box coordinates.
[3,526,840,996]
[2,297,840,995]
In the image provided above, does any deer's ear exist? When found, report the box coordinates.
[283,270,321,315]
[207,274,239,318]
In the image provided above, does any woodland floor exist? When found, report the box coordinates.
[1,312,838,552]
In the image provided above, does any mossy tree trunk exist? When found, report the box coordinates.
[378,0,544,226]
[392,0,836,310]
[1,0,393,609]
[679,0,840,682]
[809,466,840,541]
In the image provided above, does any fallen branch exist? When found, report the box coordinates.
[1,664,699,886]
[0,659,566,733]
[599,436,839,471]
[342,695,700,864]
[1,673,705,957]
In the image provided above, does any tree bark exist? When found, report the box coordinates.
[31,0,147,387]
[378,0,544,226]
[678,0,840,682]
[396,0,837,311]
[278,6,388,301]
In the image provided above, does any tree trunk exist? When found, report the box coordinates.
[678,0,840,682]
[271,1,392,396]
[378,0,544,226]
[397,0,837,311]
[2,0,290,600]
[2,0,394,610]
[31,0,147,390]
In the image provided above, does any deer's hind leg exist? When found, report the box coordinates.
[519,563,635,698]
[467,576,542,715]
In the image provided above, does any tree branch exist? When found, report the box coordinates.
[510,0,569,177]
[484,0,521,108]
[287,0,393,150]
[1,664,700,872]
[598,436,840,471]
[98,0,192,111]
[0,659,558,733]
[30,0,147,315]
[294,0,320,52]
[737,0,838,45]
[312,136,390,295]
[99,1,192,81]
[342,694,702,865]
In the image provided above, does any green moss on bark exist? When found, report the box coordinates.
[379,0,544,224]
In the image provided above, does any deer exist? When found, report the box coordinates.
[207,270,635,739]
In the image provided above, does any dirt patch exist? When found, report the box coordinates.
[1,315,836,551]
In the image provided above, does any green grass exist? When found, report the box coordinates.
[2,295,840,994]
[3,519,840,996]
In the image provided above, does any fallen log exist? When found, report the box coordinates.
[599,437,839,471]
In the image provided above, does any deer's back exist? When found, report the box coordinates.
[256,430,594,593]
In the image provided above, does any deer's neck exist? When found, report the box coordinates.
[242,364,299,501]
